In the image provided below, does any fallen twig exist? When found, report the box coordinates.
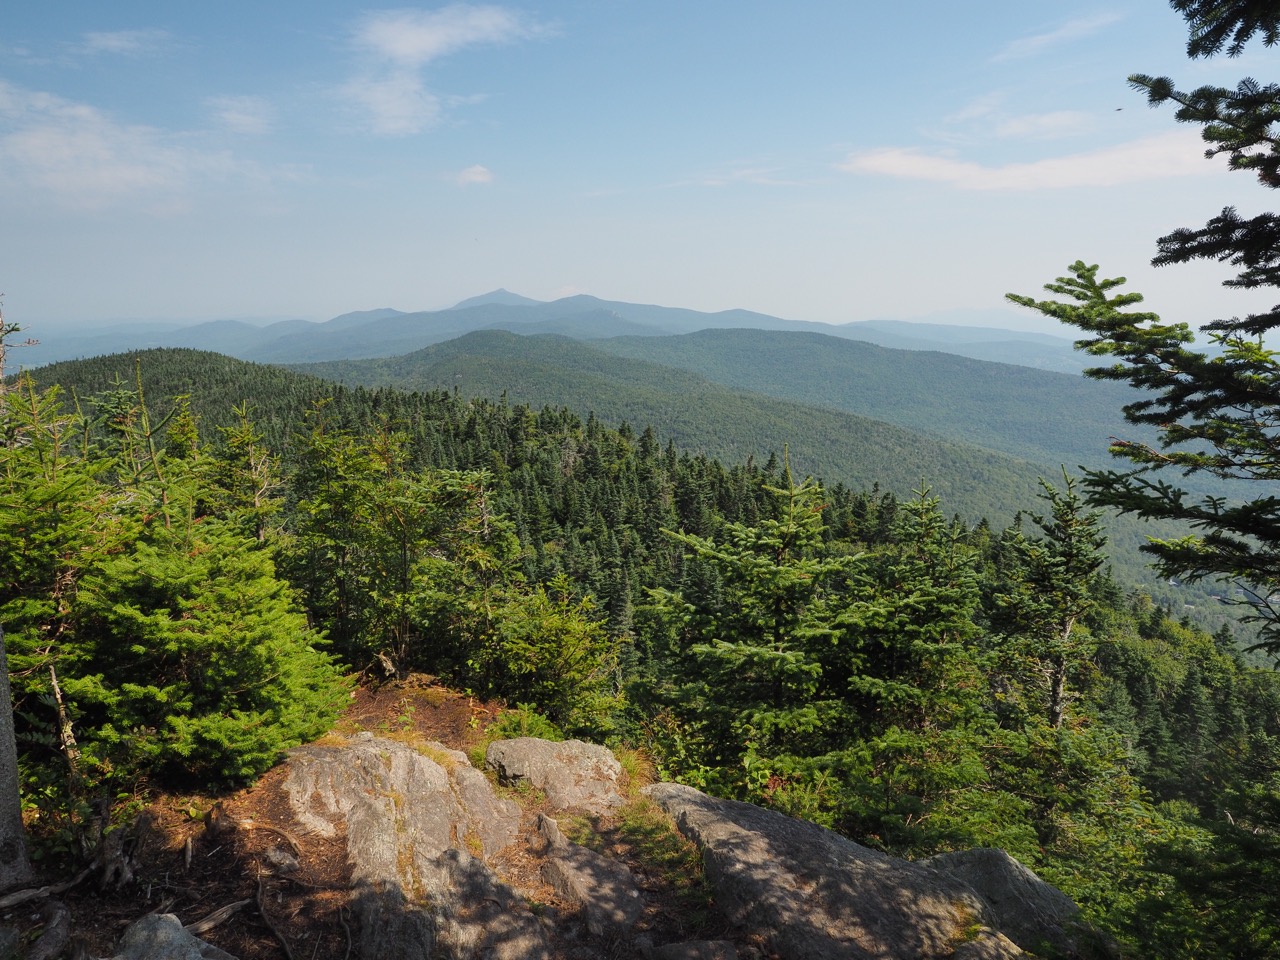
[0,864,95,909]
[242,822,303,856]
[185,898,253,936]
[258,876,296,960]
[339,905,354,960]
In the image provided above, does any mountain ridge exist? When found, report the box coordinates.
[19,294,1081,372]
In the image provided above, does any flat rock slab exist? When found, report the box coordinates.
[643,782,1007,960]
[284,733,545,960]
[925,848,1081,958]
[486,737,624,812]
[109,914,237,960]
[537,814,644,937]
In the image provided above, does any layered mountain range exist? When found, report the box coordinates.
[28,288,1227,621]
[28,289,1084,372]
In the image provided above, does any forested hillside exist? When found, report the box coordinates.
[5,343,1279,957]
[590,328,1147,468]
[35,345,1215,608]
[285,331,1236,618]
[38,345,1052,526]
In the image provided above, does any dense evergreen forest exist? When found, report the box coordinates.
[3,343,1279,957]
[289,332,1062,529]
[30,346,1237,627]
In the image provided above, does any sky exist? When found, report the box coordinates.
[1,1,1276,335]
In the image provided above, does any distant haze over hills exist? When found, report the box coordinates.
[290,326,1165,494]
[18,289,1085,374]
[450,289,545,309]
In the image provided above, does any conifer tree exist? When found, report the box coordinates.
[990,475,1107,728]
[1006,6,1280,945]
[650,468,855,798]
[1,376,349,794]
[70,510,348,782]
[0,377,128,793]
[0,316,42,887]
[830,488,1003,852]
[1007,0,1280,652]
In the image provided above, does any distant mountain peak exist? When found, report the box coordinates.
[452,289,544,309]
[325,308,405,330]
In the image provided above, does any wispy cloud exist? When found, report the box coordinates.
[839,130,1210,191]
[941,95,1093,143]
[456,164,493,185]
[79,29,172,57]
[353,6,541,65]
[342,73,442,136]
[343,5,549,136]
[994,110,1093,140]
[993,14,1121,62]
[0,81,275,211]
[678,163,809,189]
[207,95,273,135]
[945,93,1005,125]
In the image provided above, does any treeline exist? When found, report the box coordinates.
[29,347,1232,612]
[4,351,1279,956]
[37,345,1057,527]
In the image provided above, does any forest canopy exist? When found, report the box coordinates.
[0,343,1277,956]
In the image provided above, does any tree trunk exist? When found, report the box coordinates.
[0,626,34,890]
[48,665,82,793]
[1047,654,1067,730]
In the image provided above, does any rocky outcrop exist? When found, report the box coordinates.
[926,848,1083,957]
[282,732,546,960]
[95,731,1094,960]
[537,813,644,938]
[108,915,237,960]
[644,781,1085,960]
[486,737,625,812]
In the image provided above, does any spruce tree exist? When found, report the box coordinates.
[990,475,1107,728]
[650,469,855,800]
[0,314,31,889]
[70,512,348,782]
[1007,1,1280,653]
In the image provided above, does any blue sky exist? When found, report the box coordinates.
[1,2,1274,334]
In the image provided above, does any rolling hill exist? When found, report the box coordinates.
[589,328,1146,469]
[286,329,1235,600]
[21,292,1082,372]
[32,342,1050,527]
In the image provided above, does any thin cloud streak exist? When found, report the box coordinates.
[342,72,442,136]
[344,5,548,136]
[353,6,541,66]
[0,81,279,211]
[992,14,1122,62]
[839,130,1210,191]
[945,93,1004,124]
[699,167,806,188]
[80,29,172,57]
[207,95,273,135]
[994,110,1093,140]
[456,164,493,185]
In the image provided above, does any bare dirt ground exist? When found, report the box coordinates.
[15,676,750,959]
